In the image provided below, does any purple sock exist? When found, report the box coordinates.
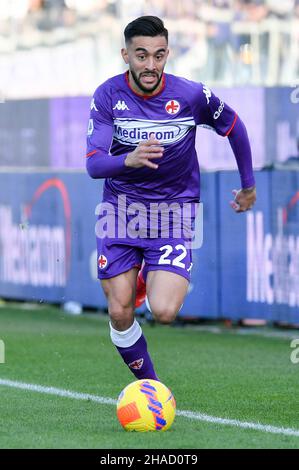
[116,334,159,380]
[110,320,159,380]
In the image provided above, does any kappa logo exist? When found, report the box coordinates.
[98,254,108,269]
[113,100,130,111]
[87,118,94,136]
[203,85,212,104]
[165,100,180,115]
[90,98,98,111]
[129,358,144,370]
[187,262,193,272]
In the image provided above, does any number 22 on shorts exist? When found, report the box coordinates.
[158,244,187,268]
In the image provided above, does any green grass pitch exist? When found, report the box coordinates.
[0,303,298,449]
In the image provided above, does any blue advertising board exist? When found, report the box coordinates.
[0,171,219,316]
[219,170,272,320]
[179,172,219,319]
[0,172,106,307]
[1,169,298,323]
[269,170,299,323]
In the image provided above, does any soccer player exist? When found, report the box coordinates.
[86,16,256,381]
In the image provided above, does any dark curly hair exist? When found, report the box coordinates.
[124,16,168,44]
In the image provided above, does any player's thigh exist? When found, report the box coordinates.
[97,238,142,329]
[101,268,139,330]
[97,237,142,308]
[97,237,142,280]
[143,239,192,286]
[146,270,189,323]
[101,268,139,304]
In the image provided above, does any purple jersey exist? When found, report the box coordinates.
[86,72,237,204]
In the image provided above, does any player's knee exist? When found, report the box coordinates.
[150,303,178,325]
[109,300,134,330]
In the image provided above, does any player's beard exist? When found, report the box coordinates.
[130,69,164,94]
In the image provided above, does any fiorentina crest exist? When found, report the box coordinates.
[129,358,144,370]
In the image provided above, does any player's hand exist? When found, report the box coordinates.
[125,134,164,170]
[230,186,256,213]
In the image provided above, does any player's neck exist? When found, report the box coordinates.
[126,71,165,98]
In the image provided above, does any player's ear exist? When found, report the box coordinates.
[121,48,129,64]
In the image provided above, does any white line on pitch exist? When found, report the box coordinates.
[1,378,299,438]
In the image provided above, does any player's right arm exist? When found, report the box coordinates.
[86,88,125,178]
[86,87,163,178]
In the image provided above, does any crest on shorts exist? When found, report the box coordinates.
[129,358,144,370]
[98,254,108,269]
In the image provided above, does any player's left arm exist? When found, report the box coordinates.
[191,84,256,213]
[227,115,256,213]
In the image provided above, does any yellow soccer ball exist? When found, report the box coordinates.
[116,379,176,432]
